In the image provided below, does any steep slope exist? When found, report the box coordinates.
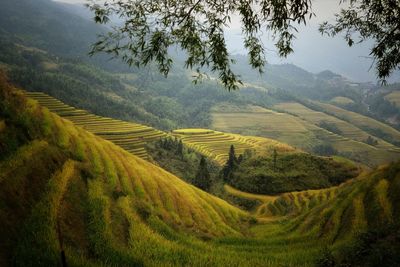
[24,91,166,160]
[212,103,400,166]
[1,73,400,266]
[0,74,250,266]
[224,163,400,265]
[172,128,296,165]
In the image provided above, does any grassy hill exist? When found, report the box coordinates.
[211,103,400,166]
[0,73,253,266]
[312,101,400,145]
[274,102,399,150]
[385,91,400,107]
[25,91,166,160]
[172,128,295,165]
[1,72,400,266]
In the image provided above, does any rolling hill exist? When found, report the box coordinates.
[25,91,166,160]
[1,73,400,266]
[211,103,400,167]
[172,128,296,165]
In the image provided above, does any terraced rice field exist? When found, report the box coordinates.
[385,90,400,107]
[313,101,400,146]
[225,164,399,245]
[172,128,295,165]
[211,103,400,166]
[330,96,354,105]
[274,102,399,151]
[24,92,166,160]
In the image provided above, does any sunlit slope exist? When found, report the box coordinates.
[330,96,354,105]
[274,102,398,150]
[172,128,295,165]
[212,103,400,166]
[2,76,400,266]
[313,101,400,146]
[1,81,251,266]
[385,90,400,107]
[24,91,166,160]
[225,162,400,249]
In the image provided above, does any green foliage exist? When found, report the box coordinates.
[88,0,313,90]
[331,225,400,267]
[227,153,358,194]
[320,0,400,82]
[147,137,219,187]
[313,144,338,156]
[365,136,379,146]
[193,156,212,191]
[222,145,238,181]
[318,121,342,135]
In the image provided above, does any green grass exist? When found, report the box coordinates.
[211,102,400,166]
[1,76,400,266]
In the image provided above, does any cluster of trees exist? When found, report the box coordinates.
[318,121,342,135]
[158,137,184,159]
[365,136,379,146]
[148,137,216,192]
[221,145,357,195]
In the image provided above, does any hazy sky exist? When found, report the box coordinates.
[54,0,377,82]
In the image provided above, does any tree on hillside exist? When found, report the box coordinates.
[177,140,184,159]
[320,0,400,83]
[223,145,238,181]
[193,156,211,191]
[88,0,399,89]
[273,149,278,170]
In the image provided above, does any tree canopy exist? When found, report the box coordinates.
[88,0,399,89]
[320,0,400,83]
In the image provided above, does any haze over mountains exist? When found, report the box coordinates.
[54,0,399,83]
[1,0,400,266]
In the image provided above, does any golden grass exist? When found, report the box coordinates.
[313,101,400,146]
[330,96,354,105]
[24,91,166,160]
[385,90,400,107]
[2,83,400,266]
[274,102,397,150]
[211,103,400,166]
[172,128,296,165]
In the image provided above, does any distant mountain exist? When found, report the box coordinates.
[316,70,342,81]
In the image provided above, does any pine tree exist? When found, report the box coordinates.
[273,149,277,171]
[193,156,211,191]
[177,140,184,159]
[223,145,238,181]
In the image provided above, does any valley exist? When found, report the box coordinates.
[1,0,400,266]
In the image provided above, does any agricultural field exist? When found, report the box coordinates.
[384,90,400,107]
[172,128,296,165]
[2,76,400,266]
[313,101,400,146]
[224,162,399,250]
[25,91,166,160]
[212,103,400,167]
[330,96,354,105]
[274,102,398,151]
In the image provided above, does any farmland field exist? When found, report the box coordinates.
[330,96,354,105]
[384,90,400,107]
[274,102,398,150]
[172,128,296,165]
[313,101,400,145]
[3,80,400,266]
[211,103,400,166]
[25,92,166,160]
